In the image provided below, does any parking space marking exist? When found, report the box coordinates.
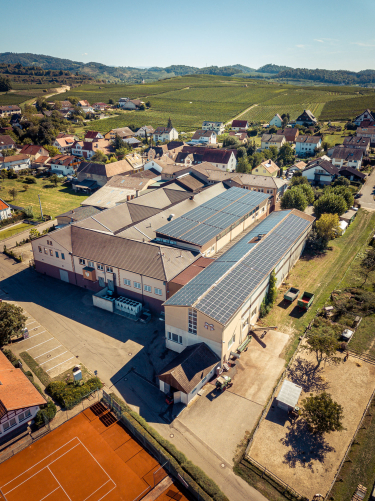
[46,357,75,372]
[26,339,55,351]
[34,345,62,359]
[26,321,37,326]
[17,330,46,343]
[40,351,68,366]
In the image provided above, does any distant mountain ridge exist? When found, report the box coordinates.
[0,52,374,86]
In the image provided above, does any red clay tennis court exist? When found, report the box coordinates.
[0,402,191,501]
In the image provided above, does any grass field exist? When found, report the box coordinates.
[0,93,32,106]
[0,178,87,218]
[0,223,31,240]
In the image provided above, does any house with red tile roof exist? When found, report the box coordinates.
[48,155,80,176]
[19,145,49,160]
[84,131,104,142]
[0,154,31,172]
[0,199,12,220]
[231,120,248,131]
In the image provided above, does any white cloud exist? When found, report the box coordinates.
[314,39,324,43]
[82,52,88,55]
[296,45,305,49]
[352,42,375,47]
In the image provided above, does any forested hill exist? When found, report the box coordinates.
[275,67,375,86]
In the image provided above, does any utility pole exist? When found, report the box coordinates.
[38,194,44,221]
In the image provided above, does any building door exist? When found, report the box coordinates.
[59,269,69,283]
[107,279,114,291]
[174,391,182,404]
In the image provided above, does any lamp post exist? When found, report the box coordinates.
[38,194,44,221]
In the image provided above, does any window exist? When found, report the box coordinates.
[38,246,42,253]
[106,266,113,273]
[49,249,53,256]
[87,261,94,267]
[144,285,152,292]
[47,240,52,246]
[167,332,182,344]
[97,263,103,271]
[124,278,131,286]
[79,258,85,265]
[61,253,65,260]
[3,417,16,431]
[154,288,162,296]
[55,251,59,258]
[18,409,31,422]
[188,308,197,334]
[134,282,141,289]
[251,307,257,317]
[228,334,236,349]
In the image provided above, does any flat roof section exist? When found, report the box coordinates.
[156,187,269,248]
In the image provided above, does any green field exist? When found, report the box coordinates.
[0,223,31,240]
[0,93,31,106]
[0,178,87,218]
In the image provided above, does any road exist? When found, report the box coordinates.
[225,104,259,126]
[0,219,57,249]
[359,168,375,211]
[0,255,267,501]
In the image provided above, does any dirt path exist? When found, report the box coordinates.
[225,104,258,125]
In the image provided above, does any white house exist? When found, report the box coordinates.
[295,135,322,156]
[77,100,94,113]
[0,135,16,151]
[353,109,375,127]
[270,114,282,128]
[135,126,155,137]
[54,135,76,154]
[331,146,363,169]
[202,121,225,135]
[0,105,21,117]
[0,154,31,172]
[153,127,179,142]
[190,130,216,144]
[121,99,143,110]
[0,350,46,439]
[231,120,248,131]
[295,110,318,126]
[0,199,12,220]
[302,159,340,185]
[261,134,286,151]
[48,155,79,176]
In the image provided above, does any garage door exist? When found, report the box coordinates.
[59,269,69,283]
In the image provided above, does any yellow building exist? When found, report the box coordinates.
[253,159,280,177]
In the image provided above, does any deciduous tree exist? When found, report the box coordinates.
[305,332,341,367]
[0,302,27,346]
[281,186,308,211]
[315,213,340,242]
[314,193,348,218]
[302,392,345,434]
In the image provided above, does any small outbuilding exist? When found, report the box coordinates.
[276,380,302,411]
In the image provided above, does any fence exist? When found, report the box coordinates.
[102,391,207,501]
[240,457,308,501]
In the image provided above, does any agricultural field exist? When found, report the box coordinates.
[0,177,87,219]
[0,93,30,106]
[320,92,375,121]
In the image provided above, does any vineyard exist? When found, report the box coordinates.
[0,93,33,106]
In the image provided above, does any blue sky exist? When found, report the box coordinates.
[2,0,375,71]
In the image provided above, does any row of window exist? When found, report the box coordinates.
[79,259,113,273]
[123,279,162,295]
[38,247,65,260]
[0,409,31,434]
[167,332,183,344]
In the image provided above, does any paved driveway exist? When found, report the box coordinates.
[358,168,375,210]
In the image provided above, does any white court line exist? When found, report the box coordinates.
[26,338,54,351]
[34,345,62,359]
[82,480,111,501]
[39,486,60,501]
[98,485,116,501]
[78,438,116,487]
[1,439,79,490]
[46,357,75,372]
[40,351,68,366]
[48,467,72,501]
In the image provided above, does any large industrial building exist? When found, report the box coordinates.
[163,209,314,361]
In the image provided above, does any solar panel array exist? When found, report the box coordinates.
[165,210,291,307]
[157,187,269,246]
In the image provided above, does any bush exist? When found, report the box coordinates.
[2,348,19,365]
[35,400,57,427]
[46,377,103,409]
[20,351,51,387]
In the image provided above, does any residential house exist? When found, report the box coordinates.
[295,135,322,156]
[339,167,366,183]
[261,134,286,151]
[302,159,340,185]
[190,130,216,145]
[118,98,130,107]
[231,120,248,131]
[353,109,375,127]
[60,100,74,110]
[123,138,142,148]
[74,159,133,190]
[277,128,299,143]
[0,135,15,151]
[121,99,143,110]
[144,158,188,178]
[77,100,94,113]
[135,126,155,138]
[0,199,12,220]
[0,105,21,117]
[48,155,79,176]
[295,109,317,126]
[253,159,280,177]
[56,206,102,226]
[84,131,104,142]
[0,154,31,171]
[104,127,135,140]
[356,126,375,146]
[202,121,225,135]
[173,147,237,172]
[54,134,76,154]
[10,114,22,129]
[71,139,114,160]
[270,114,282,128]
[0,350,46,439]
[93,103,109,111]
[163,209,314,359]
[124,152,144,172]
[288,161,306,174]
[153,127,179,143]
[19,145,49,161]
[228,131,248,143]
[331,146,364,169]
[58,110,72,120]
[158,343,220,405]
[343,136,370,154]
[146,142,185,161]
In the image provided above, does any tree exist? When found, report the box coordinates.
[236,157,251,173]
[302,392,345,435]
[280,186,308,211]
[91,150,108,164]
[44,145,61,157]
[263,146,278,161]
[268,126,278,134]
[332,176,350,187]
[359,248,375,286]
[290,175,309,186]
[0,76,12,92]
[146,101,151,108]
[330,186,354,210]
[282,116,288,128]
[108,98,114,105]
[305,332,341,367]
[49,174,59,187]
[167,117,173,128]
[139,103,146,111]
[223,136,240,148]
[260,269,277,317]
[112,134,127,150]
[278,143,295,166]
[314,193,348,219]
[237,147,247,159]
[0,302,27,346]
[29,228,41,240]
[8,187,17,200]
[299,183,314,204]
[315,213,340,242]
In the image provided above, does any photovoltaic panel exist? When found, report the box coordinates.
[236,191,268,206]
[204,212,239,229]
[157,217,198,238]
[180,223,221,246]
[182,206,216,223]
[202,197,231,211]
[216,187,248,201]
[221,202,254,218]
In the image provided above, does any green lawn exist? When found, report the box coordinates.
[0,223,31,240]
[0,178,88,219]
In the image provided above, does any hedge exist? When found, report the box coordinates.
[3,348,44,397]
[109,393,228,501]
[46,377,103,409]
[20,351,51,387]
[35,400,57,427]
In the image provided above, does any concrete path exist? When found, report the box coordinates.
[358,168,375,211]
[0,219,57,249]
[225,104,259,126]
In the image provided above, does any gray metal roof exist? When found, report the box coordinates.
[277,380,302,408]
[157,187,269,247]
